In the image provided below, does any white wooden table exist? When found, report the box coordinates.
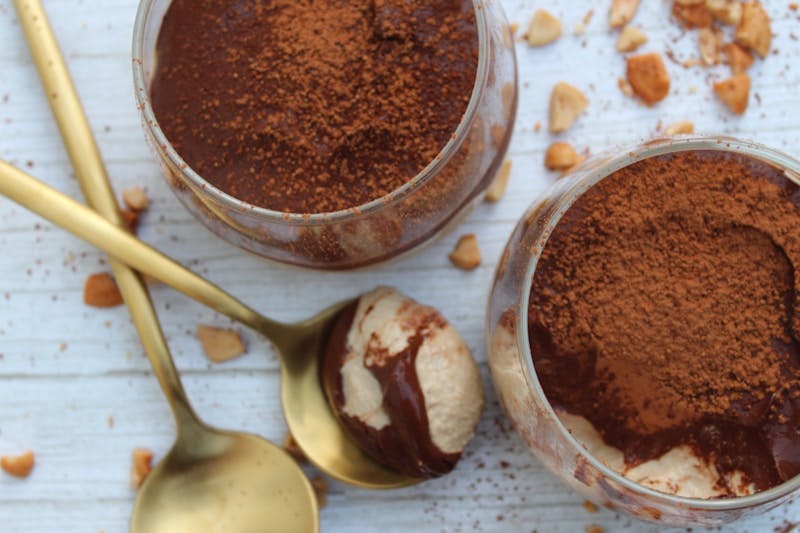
[1,1,799,531]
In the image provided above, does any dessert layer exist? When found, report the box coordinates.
[529,150,800,496]
[150,0,478,213]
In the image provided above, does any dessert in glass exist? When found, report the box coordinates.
[487,136,800,526]
[132,0,517,270]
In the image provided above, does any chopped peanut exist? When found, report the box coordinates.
[626,53,671,105]
[735,1,771,58]
[449,234,482,270]
[724,42,755,74]
[706,0,742,25]
[583,500,599,513]
[119,208,139,234]
[526,9,562,46]
[699,27,723,65]
[122,187,149,212]
[714,73,751,114]
[197,325,246,363]
[545,142,580,171]
[664,121,696,135]
[673,2,714,27]
[617,26,648,52]
[610,0,639,29]
[83,272,124,308]
[1,450,35,478]
[130,448,153,490]
[549,82,589,133]
[485,160,512,202]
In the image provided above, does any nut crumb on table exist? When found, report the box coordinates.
[122,187,149,212]
[714,73,751,114]
[83,272,123,308]
[735,1,772,58]
[1,450,35,478]
[525,9,562,47]
[610,0,640,29]
[449,234,482,270]
[485,160,512,202]
[196,325,246,363]
[617,26,648,52]
[626,53,671,105]
[545,142,581,171]
[549,82,589,133]
[130,448,153,490]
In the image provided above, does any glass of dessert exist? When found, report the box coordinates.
[132,0,517,270]
[487,136,800,526]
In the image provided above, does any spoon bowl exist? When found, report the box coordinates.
[132,428,317,533]
[0,159,421,489]
[277,302,415,488]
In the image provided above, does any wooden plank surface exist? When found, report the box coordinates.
[1,1,799,531]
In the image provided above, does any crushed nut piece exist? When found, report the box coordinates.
[119,208,139,233]
[664,121,696,135]
[610,0,639,28]
[713,73,751,114]
[282,433,307,463]
[449,234,482,270]
[545,142,580,171]
[583,500,599,513]
[617,26,648,52]
[586,526,605,533]
[673,2,714,27]
[130,448,153,490]
[485,160,512,202]
[699,27,723,65]
[509,22,520,36]
[626,53,671,104]
[735,1,771,58]
[617,77,635,97]
[549,82,589,133]
[724,42,755,73]
[574,21,586,35]
[310,475,328,508]
[526,9,563,46]
[122,187,149,212]
[196,325,246,363]
[1,450,35,478]
[706,0,742,25]
[83,272,124,308]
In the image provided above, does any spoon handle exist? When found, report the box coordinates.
[12,0,202,431]
[0,159,285,339]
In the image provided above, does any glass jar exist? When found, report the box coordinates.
[132,0,517,270]
[486,136,800,526]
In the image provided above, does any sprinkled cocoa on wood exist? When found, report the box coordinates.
[150,0,479,214]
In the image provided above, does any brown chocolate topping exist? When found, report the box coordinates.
[529,150,800,495]
[150,0,478,214]
[322,300,459,478]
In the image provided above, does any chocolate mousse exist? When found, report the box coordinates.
[528,150,800,497]
[322,287,484,478]
[149,0,479,214]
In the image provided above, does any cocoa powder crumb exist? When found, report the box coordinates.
[150,0,479,214]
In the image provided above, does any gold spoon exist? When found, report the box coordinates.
[12,2,318,531]
[11,0,416,492]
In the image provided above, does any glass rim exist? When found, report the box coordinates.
[131,0,496,224]
[514,135,800,511]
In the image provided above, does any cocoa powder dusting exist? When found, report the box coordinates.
[150,0,478,214]
[529,151,800,494]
